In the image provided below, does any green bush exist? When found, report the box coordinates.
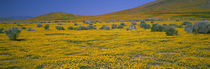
[87,24,96,30]
[56,26,65,30]
[112,24,118,29]
[165,27,178,36]
[132,22,137,25]
[118,25,124,29]
[4,27,21,40]
[139,22,151,29]
[44,24,50,30]
[27,27,36,31]
[184,22,210,34]
[141,21,146,24]
[151,21,154,23]
[192,22,209,34]
[37,24,42,27]
[75,26,88,30]
[21,27,26,30]
[100,25,110,30]
[169,23,178,28]
[68,26,74,30]
[0,28,4,33]
[120,23,126,26]
[74,23,78,26]
[177,25,183,28]
[184,24,193,33]
[17,24,23,26]
[182,21,192,25]
[112,24,124,29]
[151,24,166,32]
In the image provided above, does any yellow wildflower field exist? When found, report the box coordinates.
[0,21,209,69]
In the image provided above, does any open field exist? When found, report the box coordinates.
[0,20,209,69]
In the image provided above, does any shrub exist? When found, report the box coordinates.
[83,20,93,24]
[75,26,88,30]
[37,24,42,27]
[27,27,37,31]
[126,25,137,30]
[169,23,178,28]
[74,23,78,26]
[112,24,118,29]
[162,25,169,32]
[4,26,21,40]
[68,26,74,30]
[87,24,96,30]
[162,24,168,27]
[44,24,49,30]
[139,22,151,29]
[56,26,65,30]
[165,27,178,36]
[135,19,140,22]
[120,23,126,26]
[151,21,154,23]
[0,28,4,33]
[99,25,110,30]
[192,22,209,34]
[17,24,23,26]
[184,24,193,33]
[151,24,166,32]
[177,25,183,28]
[21,27,26,29]
[141,21,145,24]
[132,22,137,25]
[112,24,124,29]
[182,21,192,25]
[184,22,210,34]
[118,25,124,29]
[189,17,195,21]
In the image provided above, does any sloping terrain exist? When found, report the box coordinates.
[24,12,92,21]
[23,0,210,21]
[100,0,210,19]
[106,0,210,15]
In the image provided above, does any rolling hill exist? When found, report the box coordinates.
[105,0,210,15]
[24,12,93,21]
[99,0,210,20]
[25,0,210,21]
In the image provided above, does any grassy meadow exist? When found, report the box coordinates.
[0,20,209,69]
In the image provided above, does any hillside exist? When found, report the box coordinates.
[100,0,210,19]
[25,0,210,21]
[24,12,93,21]
[106,0,210,15]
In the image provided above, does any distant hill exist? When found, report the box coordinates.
[25,12,93,21]
[25,0,210,21]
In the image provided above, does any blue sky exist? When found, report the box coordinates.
[0,0,155,17]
